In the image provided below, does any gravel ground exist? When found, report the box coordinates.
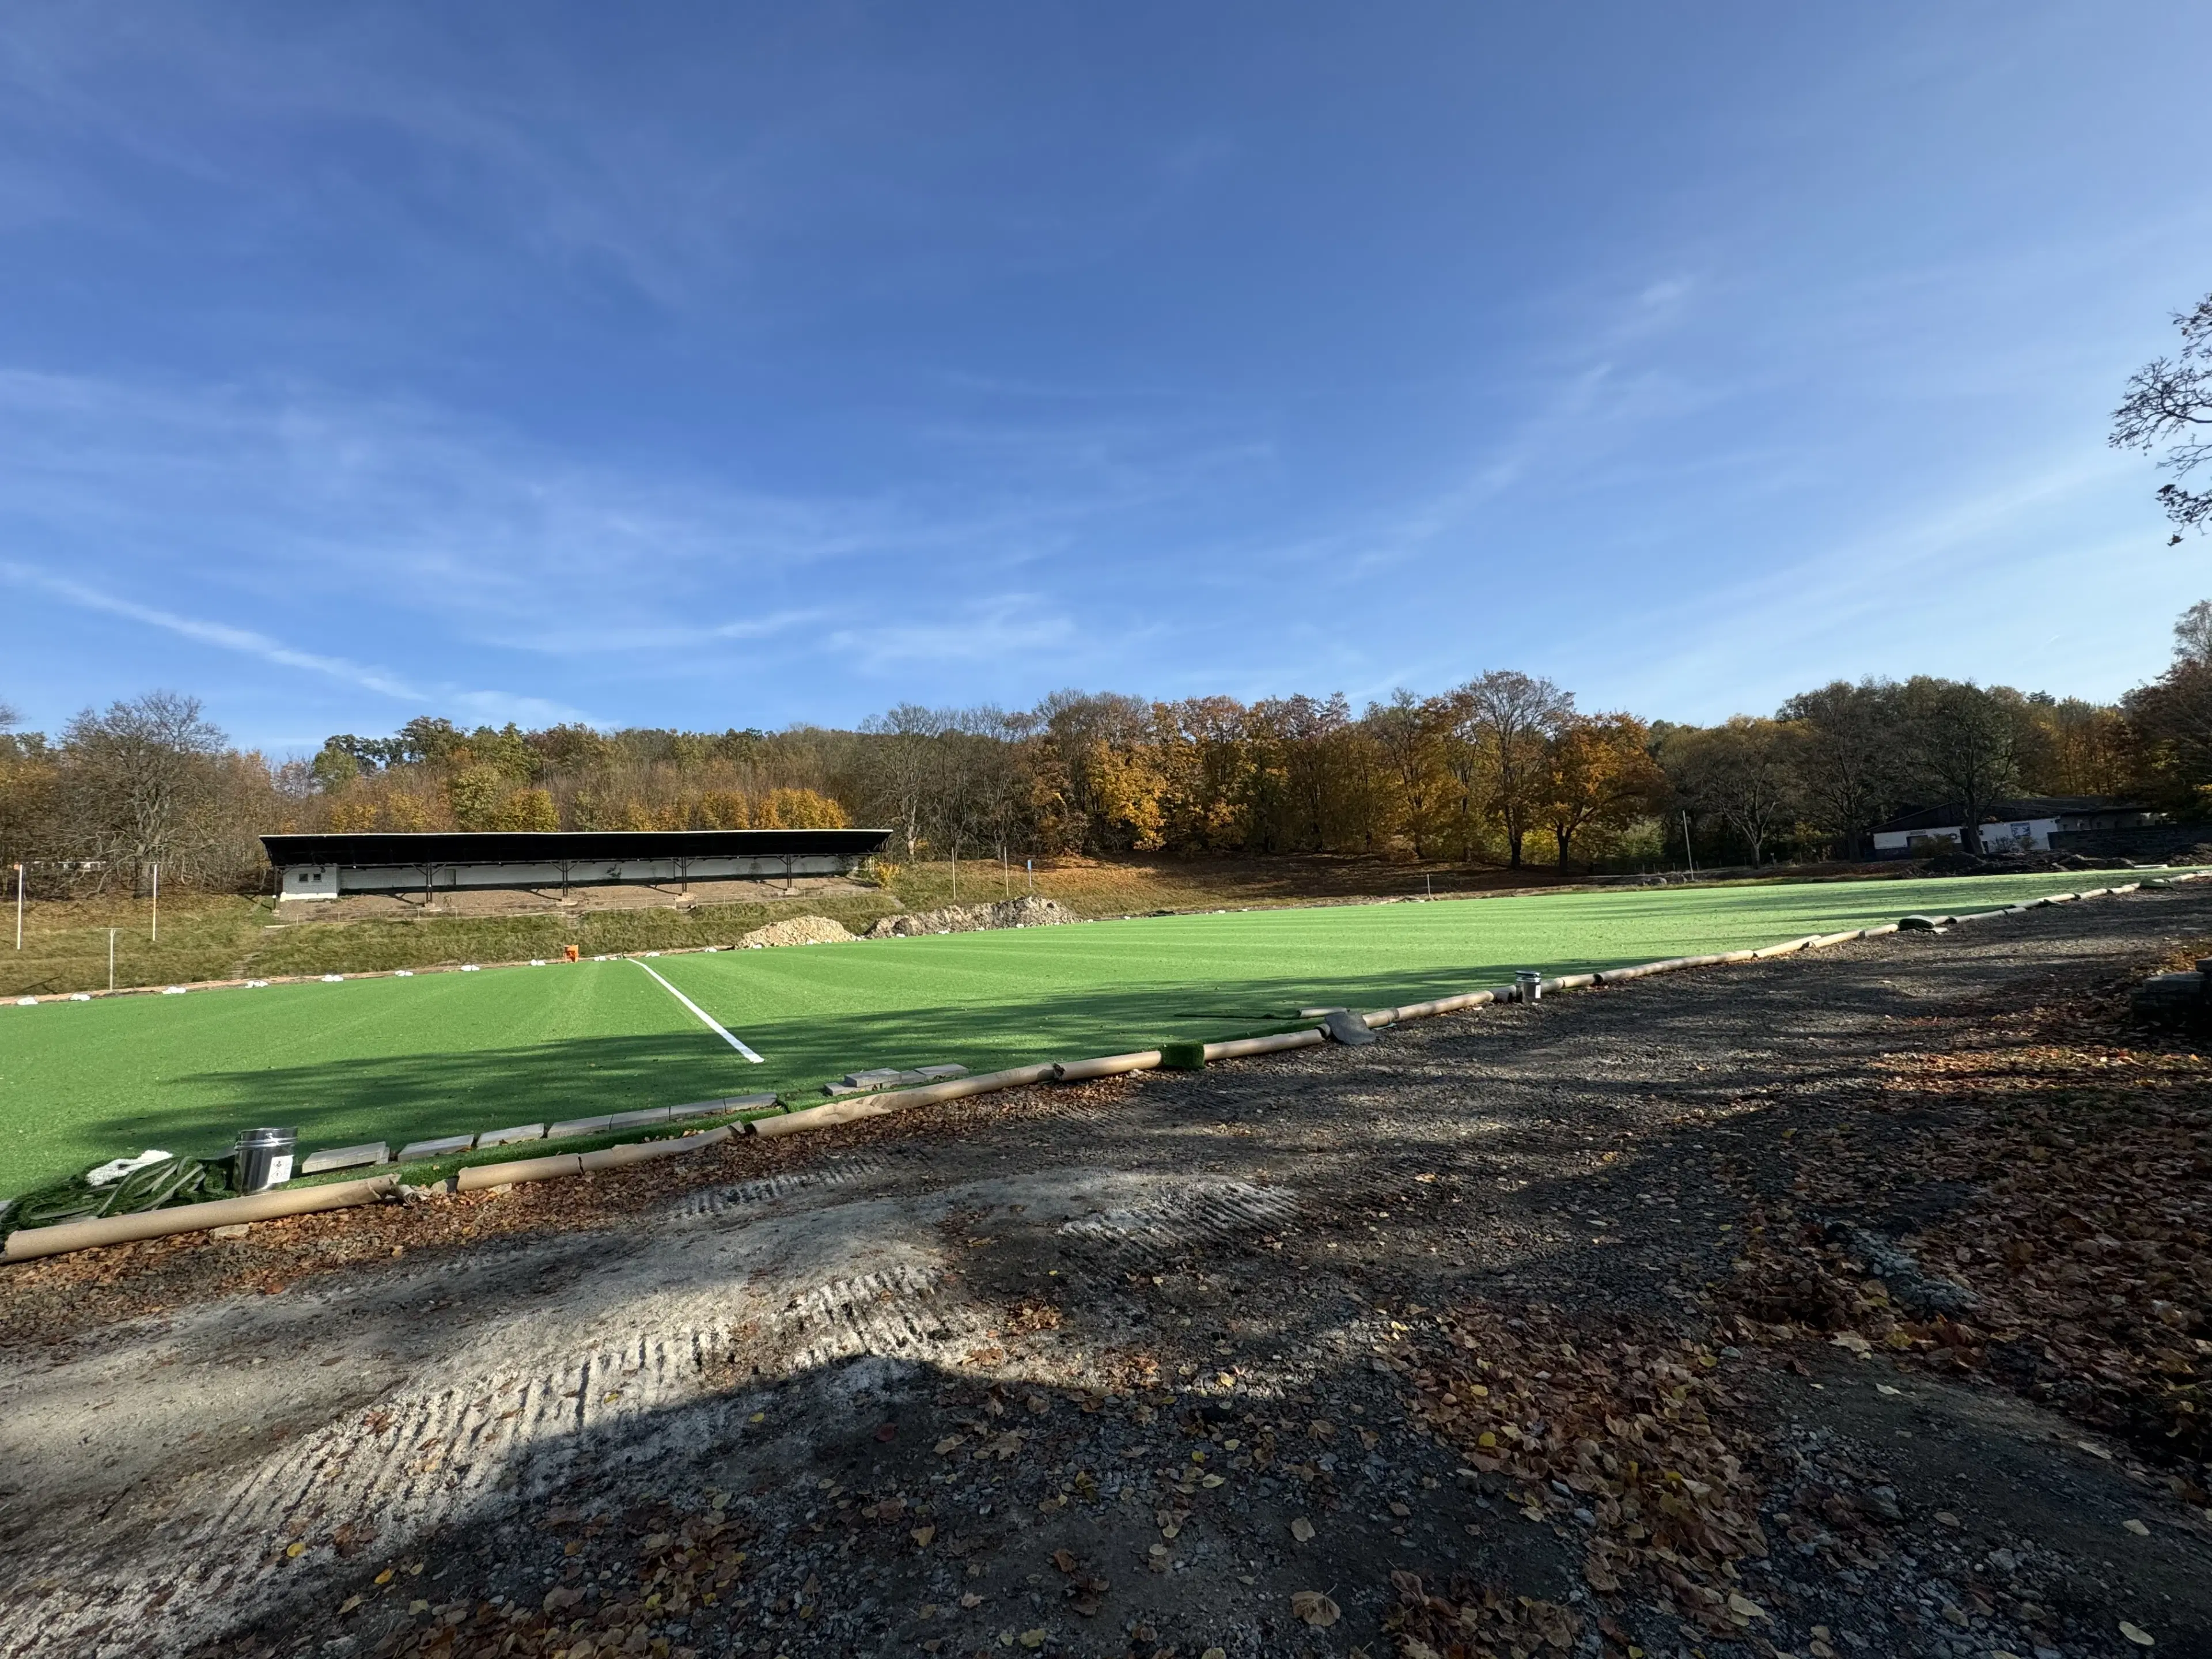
[3,889,2210,1659]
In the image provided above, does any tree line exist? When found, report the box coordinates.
[5,600,2210,892]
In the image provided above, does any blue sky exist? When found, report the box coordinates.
[1,2,2207,752]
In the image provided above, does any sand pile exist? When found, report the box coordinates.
[737,915,857,949]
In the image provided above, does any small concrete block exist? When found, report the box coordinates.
[914,1063,969,1081]
[668,1094,777,1121]
[476,1123,547,1149]
[1897,914,1949,930]
[546,1115,613,1139]
[397,1134,477,1162]
[605,1107,671,1131]
[842,1068,907,1088]
[300,1142,388,1175]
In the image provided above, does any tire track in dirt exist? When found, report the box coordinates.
[0,1165,1302,1658]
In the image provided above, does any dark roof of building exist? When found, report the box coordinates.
[1870,797,2150,835]
[261,828,891,865]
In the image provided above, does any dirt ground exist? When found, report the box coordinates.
[3,890,2209,1659]
[293,876,872,923]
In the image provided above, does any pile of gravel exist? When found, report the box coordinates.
[862,895,1076,939]
[736,915,857,949]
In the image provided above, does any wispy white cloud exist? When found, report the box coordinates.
[0,363,1232,722]
[825,595,1090,669]
[0,559,426,700]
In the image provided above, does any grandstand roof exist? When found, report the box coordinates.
[262,829,890,866]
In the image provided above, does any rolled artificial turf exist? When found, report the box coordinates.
[0,870,2186,1199]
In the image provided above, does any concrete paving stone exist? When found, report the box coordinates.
[668,1094,778,1121]
[605,1108,671,1130]
[545,1115,613,1139]
[475,1124,547,1148]
[298,1142,388,1175]
[396,1134,476,1162]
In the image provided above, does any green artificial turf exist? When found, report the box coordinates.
[0,870,2186,1200]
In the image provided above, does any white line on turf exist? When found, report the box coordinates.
[630,958,765,1063]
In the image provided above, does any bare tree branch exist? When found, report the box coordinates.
[2112,292,2212,535]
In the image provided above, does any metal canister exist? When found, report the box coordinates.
[234,1126,299,1194]
[1514,969,1544,1003]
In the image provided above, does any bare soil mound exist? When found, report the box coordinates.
[862,895,1077,938]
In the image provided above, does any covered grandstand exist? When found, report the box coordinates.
[261,828,891,902]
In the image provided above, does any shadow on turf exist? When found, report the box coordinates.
[64,925,1966,1179]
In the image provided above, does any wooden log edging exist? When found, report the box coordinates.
[751,1063,1060,1139]
[1,1175,400,1263]
[1203,1030,1327,1062]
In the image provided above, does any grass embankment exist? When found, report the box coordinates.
[0,889,904,998]
[2,868,2180,1199]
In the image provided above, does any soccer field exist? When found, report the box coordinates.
[0,870,2169,1198]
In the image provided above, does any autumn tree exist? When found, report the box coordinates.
[1363,691,1453,859]
[1899,679,2028,853]
[2122,605,2212,814]
[857,704,946,859]
[59,692,230,887]
[2019,695,2130,797]
[1777,680,1907,859]
[1670,717,1797,867]
[1458,671,1573,868]
[1541,713,1664,868]
[0,704,57,871]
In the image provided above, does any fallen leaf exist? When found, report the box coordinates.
[374,1569,394,1586]
[1727,1592,1769,1622]
[911,1526,935,1548]
[1202,1474,1225,1488]
[2120,1621,2155,1647]
[285,1541,305,1559]
[1203,1650,1228,1659]
[934,1435,964,1455]
[1388,1501,1411,1518]
[1830,1332,1872,1355]
[1291,1590,1341,1628]
[1875,1384,1902,1396]
[1290,1517,1315,1542]
[1051,1548,1078,1574]
[1019,1632,1045,1650]
[960,1592,983,1609]
[2124,1519,2151,1536]
[874,1423,899,1442]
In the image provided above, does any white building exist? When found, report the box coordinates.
[1869,797,2154,858]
